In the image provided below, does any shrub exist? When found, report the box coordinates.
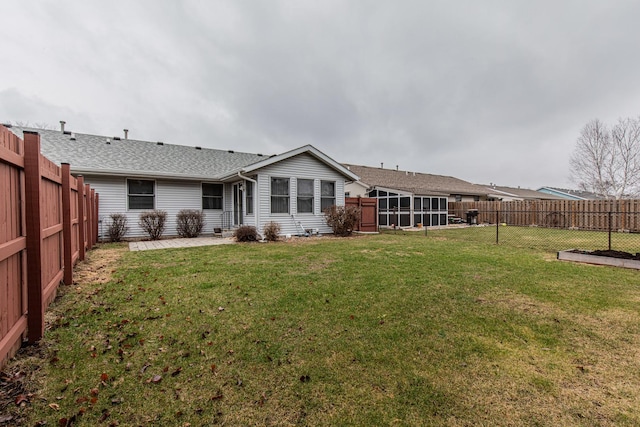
[263,221,281,241]
[176,209,205,238]
[138,210,167,240]
[234,225,259,242]
[324,205,360,237]
[107,213,129,242]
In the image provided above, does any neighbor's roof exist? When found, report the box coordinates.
[537,186,607,200]
[8,126,356,181]
[343,164,489,197]
[481,184,566,200]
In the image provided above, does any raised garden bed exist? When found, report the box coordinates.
[557,249,640,270]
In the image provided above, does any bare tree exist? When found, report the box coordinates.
[5,120,54,130]
[569,117,640,199]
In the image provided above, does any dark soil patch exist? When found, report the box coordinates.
[570,249,640,261]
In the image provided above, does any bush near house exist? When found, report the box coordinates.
[176,209,205,238]
[107,213,129,242]
[324,205,360,237]
[138,210,167,240]
[263,221,281,241]
[234,225,259,242]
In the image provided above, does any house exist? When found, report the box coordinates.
[9,123,359,239]
[536,186,606,200]
[481,184,567,201]
[343,164,490,227]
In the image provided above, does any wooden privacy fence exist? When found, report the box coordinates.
[1,127,98,367]
[449,200,640,231]
[345,197,378,232]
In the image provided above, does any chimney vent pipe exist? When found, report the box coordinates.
[60,121,66,132]
[124,129,129,139]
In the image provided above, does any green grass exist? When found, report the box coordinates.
[13,232,640,426]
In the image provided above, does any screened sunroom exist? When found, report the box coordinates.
[367,187,449,228]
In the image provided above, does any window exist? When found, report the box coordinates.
[128,179,154,209]
[202,183,223,209]
[297,179,314,213]
[245,181,254,215]
[454,194,462,202]
[321,181,335,211]
[271,177,289,214]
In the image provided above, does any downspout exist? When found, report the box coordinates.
[237,172,259,235]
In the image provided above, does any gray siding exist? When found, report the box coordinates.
[84,175,225,240]
[253,153,346,236]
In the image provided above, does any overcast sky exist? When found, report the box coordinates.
[2,1,640,189]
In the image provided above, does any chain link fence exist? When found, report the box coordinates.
[433,209,640,254]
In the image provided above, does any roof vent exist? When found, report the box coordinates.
[106,138,111,144]
[380,162,384,169]
[405,171,408,175]
[195,146,202,150]
[70,132,76,141]
[257,153,263,156]
[60,120,66,132]
[228,150,235,154]
[63,130,72,135]
[396,165,399,171]
[113,136,121,141]
[413,172,415,176]
[157,141,164,146]
[123,129,129,140]
[1,123,12,128]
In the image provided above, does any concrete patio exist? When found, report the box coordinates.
[129,237,235,251]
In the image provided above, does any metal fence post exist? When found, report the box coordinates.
[496,210,499,245]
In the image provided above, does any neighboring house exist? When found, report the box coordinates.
[481,184,567,201]
[536,186,606,200]
[9,124,359,239]
[343,164,490,227]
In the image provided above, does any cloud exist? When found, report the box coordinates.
[2,0,640,188]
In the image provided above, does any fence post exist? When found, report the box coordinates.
[95,193,100,243]
[84,184,93,251]
[61,163,73,285]
[496,210,499,244]
[608,211,612,251]
[77,175,86,261]
[23,131,45,343]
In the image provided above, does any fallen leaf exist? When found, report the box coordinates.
[15,394,29,405]
[299,375,311,383]
[148,375,162,384]
[210,364,216,372]
[100,373,109,382]
[171,367,182,377]
[49,403,60,410]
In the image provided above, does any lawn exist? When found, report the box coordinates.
[5,231,640,426]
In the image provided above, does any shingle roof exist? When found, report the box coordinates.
[481,184,566,200]
[9,126,267,180]
[537,186,607,200]
[343,164,489,197]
